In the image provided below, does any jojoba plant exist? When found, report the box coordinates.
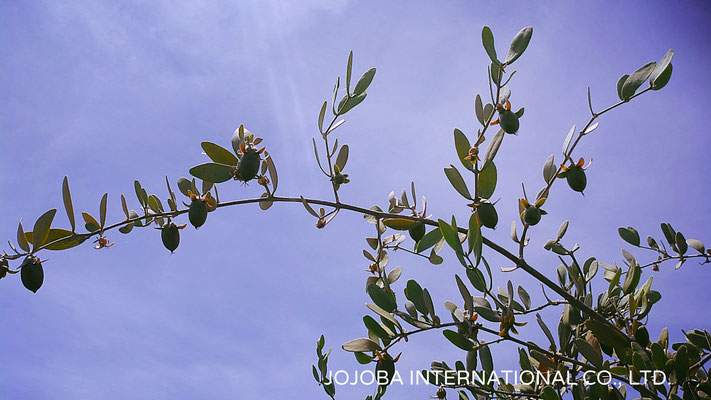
[2,25,710,400]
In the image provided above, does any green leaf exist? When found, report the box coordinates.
[266,155,278,192]
[444,165,472,200]
[31,209,57,250]
[517,285,531,309]
[477,162,497,199]
[99,193,108,229]
[354,352,372,365]
[481,128,504,169]
[177,177,192,197]
[479,343,493,374]
[148,195,164,213]
[453,129,473,172]
[367,284,396,312]
[443,330,474,351]
[617,74,629,101]
[543,155,556,184]
[438,219,463,255]
[650,49,674,89]
[562,124,576,155]
[16,220,29,252]
[422,288,436,319]
[62,177,75,232]
[25,228,87,251]
[618,226,640,247]
[366,303,399,328]
[541,386,560,400]
[354,68,376,95]
[586,320,630,355]
[363,315,392,341]
[134,180,146,206]
[651,342,667,370]
[475,95,485,126]
[346,51,353,92]
[651,63,672,90]
[337,92,366,114]
[342,338,380,353]
[318,101,327,133]
[405,280,427,315]
[574,338,603,367]
[189,163,235,183]
[661,222,676,246]
[82,212,100,232]
[481,26,498,65]
[536,313,556,350]
[415,228,442,253]
[382,218,420,231]
[675,346,689,380]
[335,144,349,172]
[621,61,656,99]
[686,239,705,254]
[201,142,239,166]
[675,232,687,255]
[455,274,473,312]
[466,268,486,292]
[505,26,533,65]
[467,213,482,262]
[622,262,641,295]
[118,222,134,234]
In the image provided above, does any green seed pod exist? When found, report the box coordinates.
[0,258,8,280]
[409,223,425,242]
[523,206,541,226]
[189,199,208,229]
[634,325,650,346]
[566,166,587,193]
[375,357,396,386]
[477,202,498,229]
[499,109,519,134]
[20,255,43,293]
[238,148,261,182]
[161,222,180,253]
[333,173,346,185]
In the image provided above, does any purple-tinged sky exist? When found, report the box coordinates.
[1,1,710,399]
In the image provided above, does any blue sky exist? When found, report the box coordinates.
[1,1,710,399]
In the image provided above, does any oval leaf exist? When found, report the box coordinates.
[354,67,376,95]
[477,162,497,199]
[444,166,472,200]
[367,284,396,312]
[443,330,474,351]
[342,338,381,353]
[32,209,57,250]
[621,61,656,100]
[201,142,239,166]
[62,176,75,232]
[481,26,498,65]
[383,218,420,231]
[505,26,533,65]
[189,163,235,183]
[482,129,504,169]
[454,129,473,172]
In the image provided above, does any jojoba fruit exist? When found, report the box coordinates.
[161,221,180,253]
[20,255,43,293]
[499,109,519,134]
[523,206,541,226]
[238,148,261,182]
[189,199,208,229]
[566,166,587,193]
[477,202,498,229]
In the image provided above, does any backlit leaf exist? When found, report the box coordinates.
[189,163,235,183]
